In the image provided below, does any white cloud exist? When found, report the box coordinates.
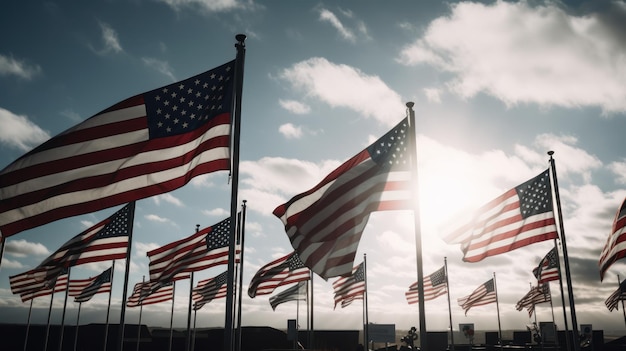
[318,8,356,42]
[0,258,24,269]
[142,57,176,82]
[279,57,404,126]
[278,99,310,114]
[135,242,160,256]
[278,123,303,139]
[152,193,184,207]
[201,208,229,217]
[0,54,41,80]
[397,1,626,114]
[4,239,50,257]
[156,0,244,12]
[608,160,626,185]
[0,108,50,151]
[98,21,123,54]
[423,88,442,103]
[144,214,176,226]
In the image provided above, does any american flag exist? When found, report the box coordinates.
[147,217,232,284]
[273,117,412,279]
[599,197,626,281]
[332,262,365,309]
[605,279,626,312]
[18,271,69,302]
[248,251,310,298]
[69,267,113,303]
[126,281,174,307]
[458,278,497,315]
[515,284,551,317]
[0,60,234,237]
[533,247,560,284]
[269,281,307,311]
[444,169,558,262]
[405,266,447,304]
[37,203,133,275]
[192,271,228,311]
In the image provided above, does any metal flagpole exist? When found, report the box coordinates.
[444,258,455,351]
[223,33,247,351]
[548,151,580,351]
[44,280,57,351]
[0,236,5,271]
[553,239,571,351]
[136,276,144,351]
[24,299,33,351]
[105,260,116,351]
[59,266,72,351]
[306,279,310,348]
[192,308,198,351]
[493,272,503,350]
[74,302,82,351]
[310,271,315,350]
[236,200,248,351]
[118,201,137,351]
[547,283,559,349]
[363,254,369,348]
[186,272,195,351]
[169,281,176,351]
[296,290,300,350]
[617,274,626,332]
[406,102,428,349]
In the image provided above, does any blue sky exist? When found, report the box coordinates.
[1,0,626,337]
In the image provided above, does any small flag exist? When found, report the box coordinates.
[533,247,559,284]
[192,271,228,311]
[248,251,310,298]
[18,270,69,302]
[332,262,365,309]
[458,278,496,315]
[269,281,307,311]
[405,266,447,304]
[70,267,113,303]
[599,197,626,281]
[126,281,173,307]
[515,284,551,317]
[605,279,626,312]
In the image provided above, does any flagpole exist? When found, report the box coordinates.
[619,275,626,329]
[493,272,503,350]
[169,281,176,351]
[236,200,247,351]
[192,308,198,351]
[224,33,247,351]
[363,253,369,348]
[548,151,580,351]
[552,240,571,351]
[444,257,455,351]
[0,236,5,271]
[310,271,315,350]
[74,302,82,351]
[118,201,137,351]
[136,276,145,351]
[59,266,72,351]
[105,260,116,351]
[44,281,57,351]
[186,272,195,351]
[24,299,33,351]
[546,283,559,349]
[296,291,300,350]
[406,102,428,349]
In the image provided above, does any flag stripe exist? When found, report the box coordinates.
[248,252,310,298]
[458,279,496,315]
[405,266,447,304]
[332,263,365,308]
[19,274,68,302]
[126,281,174,307]
[599,197,626,280]
[0,60,234,237]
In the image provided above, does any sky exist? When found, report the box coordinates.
[1,0,626,339]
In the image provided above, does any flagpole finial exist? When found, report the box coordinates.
[547,151,554,156]
[196,224,200,233]
[236,34,247,44]
[406,102,414,109]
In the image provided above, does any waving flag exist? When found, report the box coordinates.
[273,117,412,279]
[248,251,310,298]
[458,278,497,315]
[605,279,626,312]
[126,281,173,307]
[148,217,231,284]
[269,281,307,311]
[332,262,365,309]
[19,271,69,302]
[39,203,133,270]
[192,271,228,311]
[406,266,447,304]
[533,247,559,284]
[599,197,626,281]
[515,284,551,317]
[444,169,558,262]
[0,60,234,237]
[70,267,113,303]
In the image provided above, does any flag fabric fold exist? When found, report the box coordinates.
[69,267,113,303]
[405,266,447,305]
[458,278,496,315]
[273,117,412,279]
[147,217,232,284]
[605,279,626,312]
[192,271,228,311]
[444,169,558,262]
[269,281,307,311]
[18,271,69,302]
[599,197,626,281]
[248,251,310,298]
[515,284,551,317]
[533,247,559,284]
[126,281,174,307]
[332,262,365,309]
[0,60,235,237]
